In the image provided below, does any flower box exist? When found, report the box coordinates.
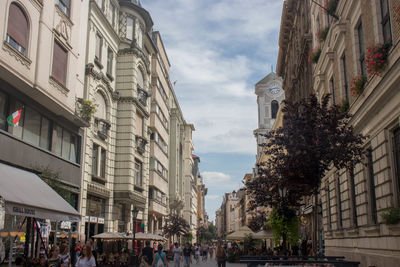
[366,42,390,76]
[350,74,367,97]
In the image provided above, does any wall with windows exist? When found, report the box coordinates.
[306,0,400,266]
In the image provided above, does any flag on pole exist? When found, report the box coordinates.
[7,108,23,126]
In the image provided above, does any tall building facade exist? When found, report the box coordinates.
[148,31,170,235]
[0,0,89,229]
[253,72,284,161]
[277,0,400,266]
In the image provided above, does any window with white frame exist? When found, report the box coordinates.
[151,131,168,153]
[6,3,29,56]
[92,143,106,179]
[126,17,134,40]
[134,160,143,186]
[57,0,71,17]
[95,33,102,62]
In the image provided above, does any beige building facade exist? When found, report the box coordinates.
[0,0,89,242]
[277,0,400,266]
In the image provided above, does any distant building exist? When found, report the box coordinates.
[254,72,284,162]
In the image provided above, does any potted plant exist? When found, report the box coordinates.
[308,47,322,64]
[76,98,98,121]
[318,26,330,42]
[350,74,367,97]
[338,98,349,113]
[381,207,400,225]
[366,42,390,76]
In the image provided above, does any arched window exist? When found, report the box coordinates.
[95,92,107,120]
[7,3,29,55]
[137,69,144,89]
[271,100,279,119]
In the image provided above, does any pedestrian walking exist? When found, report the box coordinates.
[75,244,96,267]
[142,240,154,266]
[182,243,192,267]
[173,243,183,267]
[59,243,71,267]
[215,242,227,267]
[47,245,62,267]
[194,244,200,264]
[152,244,168,267]
[201,243,208,261]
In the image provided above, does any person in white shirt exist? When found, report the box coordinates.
[75,244,96,267]
[173,242,183,267]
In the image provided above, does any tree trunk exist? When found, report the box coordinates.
[282,232,287,255]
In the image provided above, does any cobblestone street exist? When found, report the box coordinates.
[168,257,246,267]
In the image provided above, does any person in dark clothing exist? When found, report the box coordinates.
[141,240,154,265]
[291,244,299,256]
[300,239,307,256]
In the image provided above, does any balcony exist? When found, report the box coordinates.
[136,135,147,154]
[137,87,149,106]
[94,118,111,140]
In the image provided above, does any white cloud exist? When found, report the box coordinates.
[202,171,231,184]
[206,195,220,200]
[143,0,283,155]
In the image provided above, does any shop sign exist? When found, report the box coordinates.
[85,216,90,222]
[97,217,104,224]
[89,216,98,223]
[60,221,71,229]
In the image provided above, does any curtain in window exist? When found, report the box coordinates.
[7,3,29,50]
[52,41,68,85]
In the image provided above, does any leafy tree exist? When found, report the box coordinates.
[248,212,267,232]
[163,213,190,240]
[246,94,365,253]
[169,199,184,214]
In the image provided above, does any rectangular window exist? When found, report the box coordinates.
[57,0,71,17]
[22,106,41,146]
[40,117,51,150]
[326,182,332,230]
[95,34,102,61]
[336,174,343,228]
[100,148,106,178]
[135,160,143,186]
[341,54,349,101]
[367,149,378,224]
[126,17,134,40]
[92,144,99,175]
[0,91,8,130]
[61,130,71,160]
[394,127,400,205]
[55,124,63,155]
[330,76,336,105]
[107,48,113,75]
[349,169,358,227]
[357,22,367,76]
[381,0,392,43]
[52,41,68,86]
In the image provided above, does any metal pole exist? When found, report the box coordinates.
[131,218,136,266]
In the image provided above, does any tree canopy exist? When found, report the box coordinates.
[247,94,365,209]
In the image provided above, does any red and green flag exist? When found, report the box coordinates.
[7,109,22,126]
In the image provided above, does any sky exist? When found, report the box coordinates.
[142,0,284,222]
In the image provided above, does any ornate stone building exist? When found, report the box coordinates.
[0,0,89,239]
[277,0,400,265]
[253,72,284,162]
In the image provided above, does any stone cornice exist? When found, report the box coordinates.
[85,63,120,100]
[118,96,150,117]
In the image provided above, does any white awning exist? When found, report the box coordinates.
[0,162,80,222]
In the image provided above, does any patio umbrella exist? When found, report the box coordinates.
[252,229,273,240]
[226,226,254,240]
[92,232,126,240]
[125,232,167,240]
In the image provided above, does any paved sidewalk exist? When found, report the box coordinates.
[170,257,246,267]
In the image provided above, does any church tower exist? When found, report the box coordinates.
[254,72,285,161]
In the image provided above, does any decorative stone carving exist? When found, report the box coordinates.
[85,63,120,100]
[49,76,69,96]
[55,19,69,43]
[2,41,32,69]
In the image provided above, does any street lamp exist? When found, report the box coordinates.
[131,207,139,266]
[278,186,288,255]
